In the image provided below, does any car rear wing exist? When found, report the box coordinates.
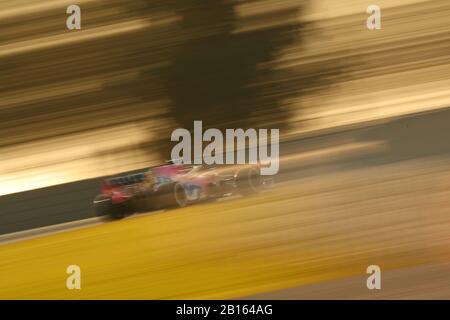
[101,172,146,192]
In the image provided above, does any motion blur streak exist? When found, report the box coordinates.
[0,20,152,58]
[1,0,450,194]
[1,155,450,299]
[0,1,96,20]
[1,0,450,299]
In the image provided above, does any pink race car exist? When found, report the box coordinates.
[93,162,272,219]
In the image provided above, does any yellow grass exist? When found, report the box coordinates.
[0,182,435,299]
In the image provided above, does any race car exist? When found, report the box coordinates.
[93,162,273,219]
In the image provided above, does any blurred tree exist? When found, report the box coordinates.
[116,0,344,159]
[161,0,303,130]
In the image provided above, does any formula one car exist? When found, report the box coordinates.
[93,162,273,219]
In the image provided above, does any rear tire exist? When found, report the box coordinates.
[110,205,127,219]
[93,194,127,219]
[93,194,113,217]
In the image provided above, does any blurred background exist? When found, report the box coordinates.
[1,0,450,299]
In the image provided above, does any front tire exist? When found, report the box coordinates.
[236,167,263,196]
[174,183,188,208]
